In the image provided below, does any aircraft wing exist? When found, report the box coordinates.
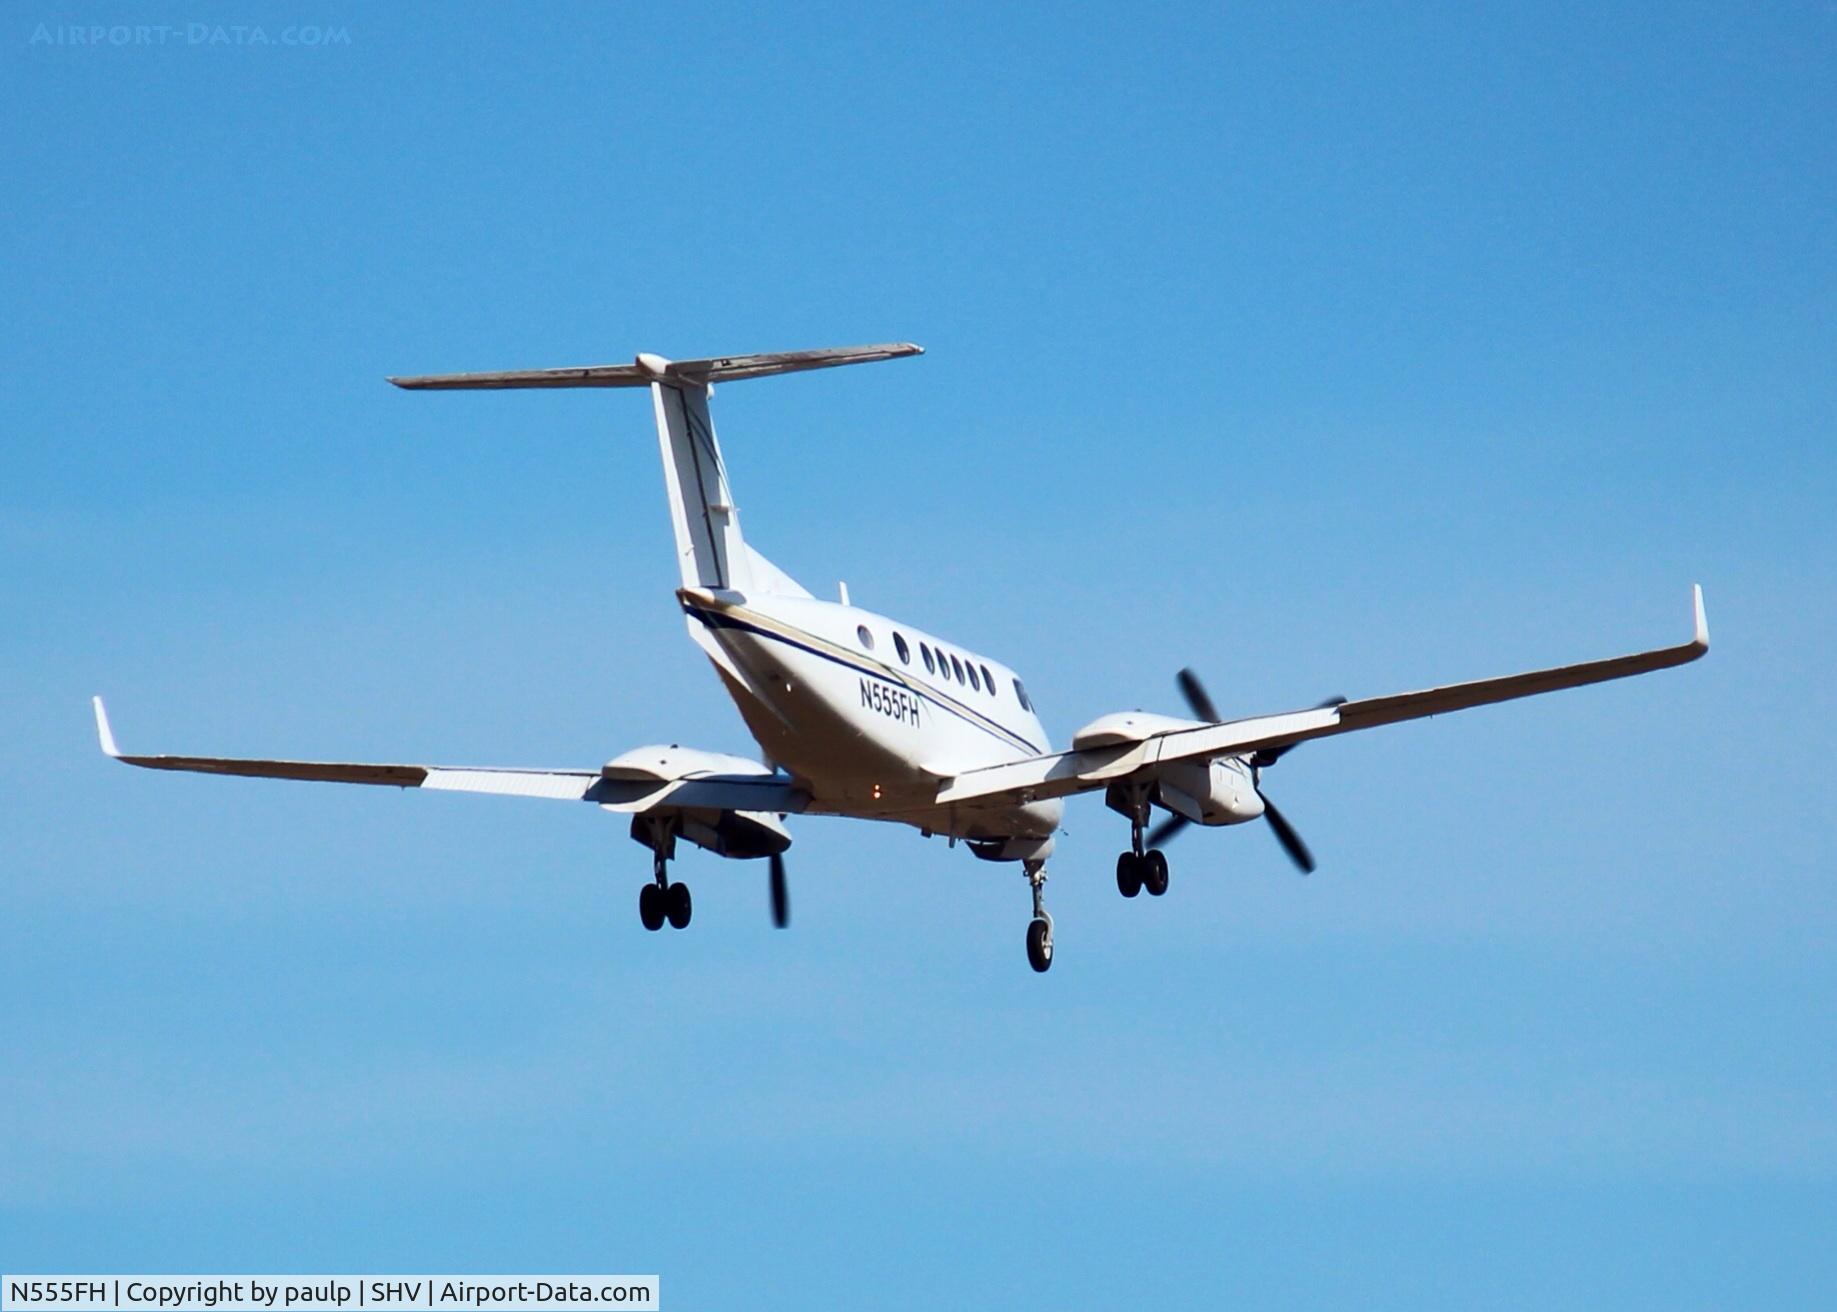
[936,586,1709,808]
[91,698,809,813]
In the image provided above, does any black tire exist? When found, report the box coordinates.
[1144,849,1170,897]
[638,882,665,931]
[1026,917,1053,973]
[1116,851,1142,898]
[666,880,693,929]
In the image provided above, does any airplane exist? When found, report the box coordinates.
[92,342,1709,972]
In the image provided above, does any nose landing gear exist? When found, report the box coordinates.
[1024,859,1054,972]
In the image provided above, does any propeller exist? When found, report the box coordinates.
[1162,667,1342,875]
[1145,810,1190,849]
[769,851,790,927]
[1259,794,1315,874]
[1176,667,1221,723]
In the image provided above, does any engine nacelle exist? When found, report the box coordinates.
[964,834,1056,863]
[636,807,790,860]
[602,744,776,782]
[1155,758,1265,827]
[1072,710,1207,751]
[606,744,792,860]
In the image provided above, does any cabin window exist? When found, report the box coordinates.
[981,664,995,694]
[949,654,965,683]
[921,643,936,674]
[966,662,981,691]
[1013,678,1033,711]
[856,625,874,651]
[894,632,910,664]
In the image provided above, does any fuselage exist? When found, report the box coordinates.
[678,586,1063,850]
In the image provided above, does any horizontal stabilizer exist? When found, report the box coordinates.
[388,342,923,391]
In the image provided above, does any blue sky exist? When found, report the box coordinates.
[3,2,1833,1306]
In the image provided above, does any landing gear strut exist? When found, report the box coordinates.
[638,818,692,931]
[1024,860,1054,972]
[1115,792,1171,898]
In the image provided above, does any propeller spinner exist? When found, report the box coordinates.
[1158,667,1340,875]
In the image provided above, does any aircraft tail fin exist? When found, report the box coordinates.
[651,378,750,591]
[389,342,923,593]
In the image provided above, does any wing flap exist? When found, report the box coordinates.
[421,768,599,800]
[589,775,810,814]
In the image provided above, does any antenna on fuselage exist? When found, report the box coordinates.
[838,581,850,606]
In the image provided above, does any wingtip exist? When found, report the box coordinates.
[92,695,121,758]
[1691,583,1709,652]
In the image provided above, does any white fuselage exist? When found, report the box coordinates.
[679,586,1063,851]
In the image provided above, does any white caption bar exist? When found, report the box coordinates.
[3,1279,657,1312]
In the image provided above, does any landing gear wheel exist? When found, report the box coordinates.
[665,881,692,929]
[1143,849,1170,897]
[1116,851,1143,898]
[1026,917,1054,973]
[661,874,690,926]
[638,881,665,932]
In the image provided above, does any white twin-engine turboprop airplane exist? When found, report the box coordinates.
[93,342,1710,971]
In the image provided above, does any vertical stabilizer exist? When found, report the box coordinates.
[387,340,922,597]
[650,379,752,592]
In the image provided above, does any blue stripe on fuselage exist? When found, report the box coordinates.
[681,603,1044,756]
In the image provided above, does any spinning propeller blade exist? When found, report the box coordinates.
[1145,812,1190,849]
[769,851,790,928]
[1250,697,1346,768]
[1257,791,1316,874]
[1166,669,1333,872]
[1176,667,1221,723]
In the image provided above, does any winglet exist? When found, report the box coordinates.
[92,695,121,759]
[1691,583,1709,653]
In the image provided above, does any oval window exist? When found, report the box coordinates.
[981,664,995,694]
[921,643,936,675]
[894,632,910,664]
[949,654,965,684]
[856,625,875,651]
[966,662,981,692]
[1013,678,1032,711]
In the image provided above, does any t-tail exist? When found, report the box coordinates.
[389,343,922,597]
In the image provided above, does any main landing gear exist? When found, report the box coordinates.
[1116,848,1169,898]
[1115,808,1170,898]
[1108,782,1172,900]
[638,818,692,932]
[1024,859,1054,973]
